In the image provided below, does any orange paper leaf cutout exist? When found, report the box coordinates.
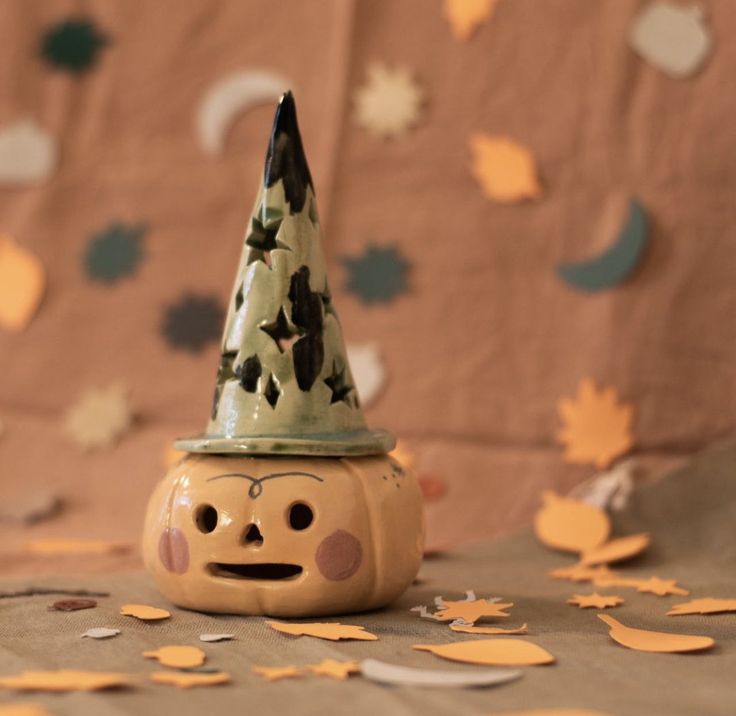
[580,533,651,565]
[469,134,541,203]
[534,491,610,553]
[450,622,528,635]
[568,593,624,609]
[266,621,378,641]
[443,0,498,40]
[557,379,634,468]
[150,671,230,688]
[668,598,736,616]
[549,563,616,582]
[598,614,714,653]
[25,538,130,555]
[252,665,302,681]
[414,639,555,666]
[0,234,45,332]
[307,659,360,681]
[143,646,205,669]
[0,704,55,716]
[0,670,130,692]
[120,603,171,621]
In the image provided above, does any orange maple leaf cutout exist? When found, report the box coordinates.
[557,378,634,468]
[567,592,624,609]
[443,0,498,40]
[306,659,360,681]
[413,591,512,624]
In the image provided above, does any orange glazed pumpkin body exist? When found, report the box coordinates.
[142,454,424,616]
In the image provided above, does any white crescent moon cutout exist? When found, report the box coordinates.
[196,70,292,155]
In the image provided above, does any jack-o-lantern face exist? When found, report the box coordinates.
[142,453,424,616]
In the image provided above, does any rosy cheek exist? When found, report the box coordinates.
[158,528,189,574]
[315,529,363,581]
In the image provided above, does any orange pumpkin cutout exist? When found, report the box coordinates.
[534,491,610,553]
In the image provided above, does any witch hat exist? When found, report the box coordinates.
[176,92,394,456]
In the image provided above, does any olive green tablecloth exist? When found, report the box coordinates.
[1,442,735,715]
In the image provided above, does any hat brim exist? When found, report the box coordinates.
[174,429,395,457]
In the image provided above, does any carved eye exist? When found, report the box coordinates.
[195,504,218,533]
[287,502,314,530]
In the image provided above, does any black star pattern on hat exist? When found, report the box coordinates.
[259,307,301,353]
[324,361,355,405]
[246,216,289,268]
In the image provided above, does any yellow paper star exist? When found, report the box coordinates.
[307,659,360,681]
[252,665,302,682]
[567,592,624,609]
[635,577,689,597]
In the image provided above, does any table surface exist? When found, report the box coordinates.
[1,441,734,715]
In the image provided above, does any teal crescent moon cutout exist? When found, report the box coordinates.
[557,199,648,292]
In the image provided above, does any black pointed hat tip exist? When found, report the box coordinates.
[263,91,313,213]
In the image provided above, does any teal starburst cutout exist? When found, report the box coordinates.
[342,243,410,304]
[84,222,145,283]
[40,18,109,73]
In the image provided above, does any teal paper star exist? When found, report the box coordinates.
[342,244,410,304]
[40,18,108,73]
[84,223,145,283]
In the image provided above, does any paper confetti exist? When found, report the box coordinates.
[0,489,62,525]
[668,598,736,616]
[567,459,636,512]
[414,639,555,666]
[40,17,108,73]
[443,0,498,40]
[634,577,689,597]
[144,646,206,669]
[25,539,129,556]
[469,134,541,203]
[567,593,624,609]
[450,623,528,635]
[252,665,303,682]
[266,621,378,641]
[162,293,224,353]
[150,671,230,688]
[196,69,289,155]
[557,378,634,468]
[534,491,610,553]
[549,563,616,583]
[0,704,54,716]
[120,603,170,621]
[598,614,714,653]
[579,534,651,565]
[433,593,513,623]
[81,628,120,639]
[84,222,145,283]
[0,234,45,332]
[342,244,410,304]
[0,670,129,692]
[49,598,96,611]
[306,659,360,681]
[0,119,57,186]
[346,343,386,407]
[557,198,648,292]
[629,1,711,79]
[354,63,424,139]
[199,633,235,642]
[63,383,132,451]
[360,658,522,688]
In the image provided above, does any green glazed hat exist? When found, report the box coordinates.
[176,92,394,457]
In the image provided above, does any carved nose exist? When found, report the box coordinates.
[243,523,263,546]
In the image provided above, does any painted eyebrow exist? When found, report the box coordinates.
[205,471,324,499]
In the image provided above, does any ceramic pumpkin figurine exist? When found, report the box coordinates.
[143,93,424,617]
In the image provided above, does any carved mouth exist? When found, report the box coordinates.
[208,562,303,581]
